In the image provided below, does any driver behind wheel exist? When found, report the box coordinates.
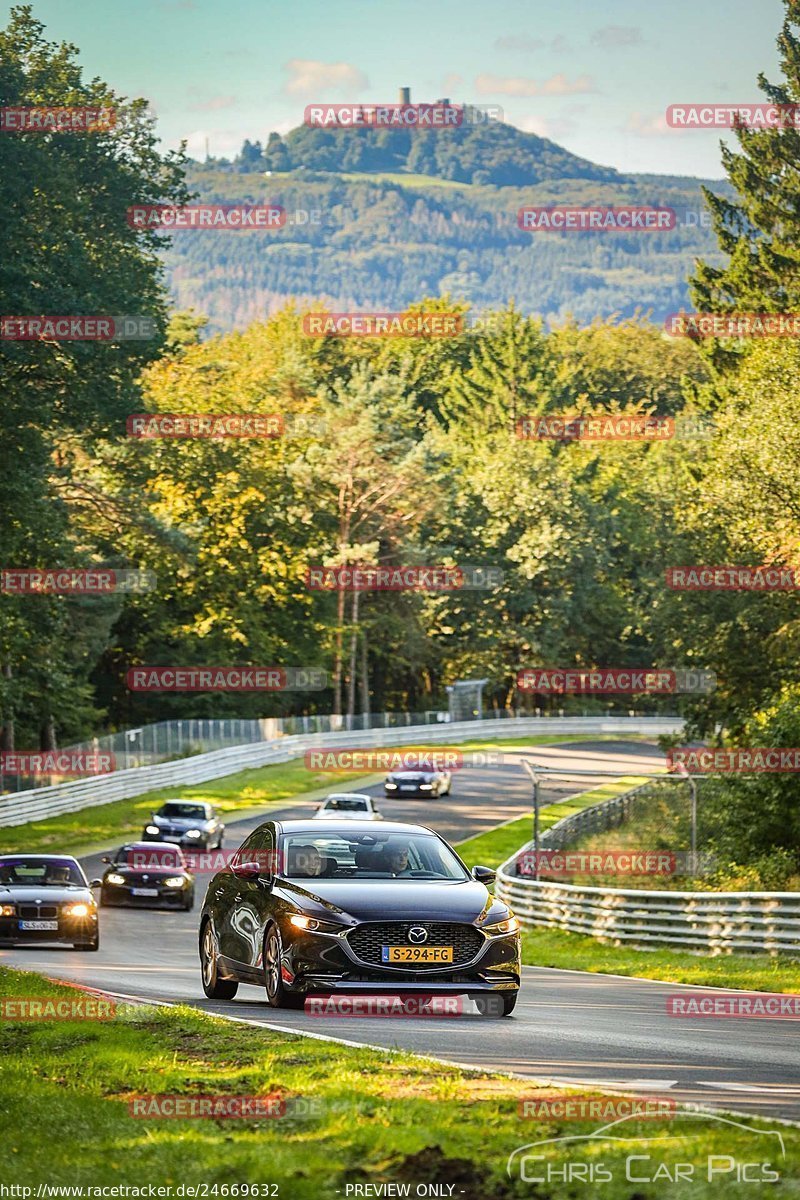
[287,843,323,877]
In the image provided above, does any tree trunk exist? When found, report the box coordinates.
[360,628,370,722]
[332,588,345,717]
[346,589,360,718]
[41,716,57,750]
[0,664,14,751]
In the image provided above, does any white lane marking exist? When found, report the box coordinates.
[545,1076,679,1090]
[697,1082,800,1095]
[521,962,800,996]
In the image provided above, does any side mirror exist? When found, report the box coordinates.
[471,864,496,885]
[234,861,265,880]
[90,879,102,888]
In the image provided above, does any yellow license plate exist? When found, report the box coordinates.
[382,945,453,963]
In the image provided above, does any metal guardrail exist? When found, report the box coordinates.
[0,715,682,829]
[495,782,800,956]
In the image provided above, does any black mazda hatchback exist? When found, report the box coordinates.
[199,819,520,1014]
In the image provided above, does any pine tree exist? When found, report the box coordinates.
[690,0,800,366]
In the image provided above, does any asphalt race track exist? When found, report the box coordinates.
[3,740,799,1124]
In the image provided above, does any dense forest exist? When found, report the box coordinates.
[163,166,729,332]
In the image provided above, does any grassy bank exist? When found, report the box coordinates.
[521,927,800,992]
[455,776,645,869]
[0,966,795,1196]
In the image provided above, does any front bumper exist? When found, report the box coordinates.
[279,920,520,995]
[142,831,210,848]
[0,913,98,945]
[101,884,190,907]
[384,785,437,797]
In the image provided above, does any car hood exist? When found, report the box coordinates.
[153,815,207,828]
[0,885,93,904]
[274,878,493,924]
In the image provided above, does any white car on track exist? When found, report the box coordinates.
[313,793,383,821]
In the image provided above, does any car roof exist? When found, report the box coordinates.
[118,841,182,851]
[0,853,80,862]
[323,793,372,802]
[276,819,436,836]
[160,799,209,807]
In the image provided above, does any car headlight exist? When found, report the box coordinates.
[64,903,93,917]
[385,782,398,789]
[0,904,15,917]
[289,914,342,934]
[145,825,160,835]
[164,876,186,887]
[482,915,520,936]
[185,829,203,838]
[419,783,433,790]
[106,873,126,886]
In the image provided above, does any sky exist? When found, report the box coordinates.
[12,0,787,178]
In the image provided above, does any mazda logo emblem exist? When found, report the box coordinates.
[408,926,428,944]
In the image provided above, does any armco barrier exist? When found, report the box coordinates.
[495,781,800,956]
[0,715,682,829]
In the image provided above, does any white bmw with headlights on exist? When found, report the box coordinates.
[0,854,99,950]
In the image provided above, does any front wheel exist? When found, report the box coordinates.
[472,991,518,1017]
[74,940,99,952]
[263,925,304,1009]
[200,921,238,999]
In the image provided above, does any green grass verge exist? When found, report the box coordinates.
[455,777,645,869]
[519,927,800,993]
[0,966,795,1195]
[0,734,656,858]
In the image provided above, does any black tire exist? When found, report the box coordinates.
[472,991,517,1017]
[74,940,99,952]
[263,924,304,1009]
[183,891,195,912]
[200,920,238,999]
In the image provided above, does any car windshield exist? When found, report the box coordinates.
[323,798,369,811]
[159,803,207,819]
[279,832,468,881]
[0,857,87,887]
[116,845,183,868]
